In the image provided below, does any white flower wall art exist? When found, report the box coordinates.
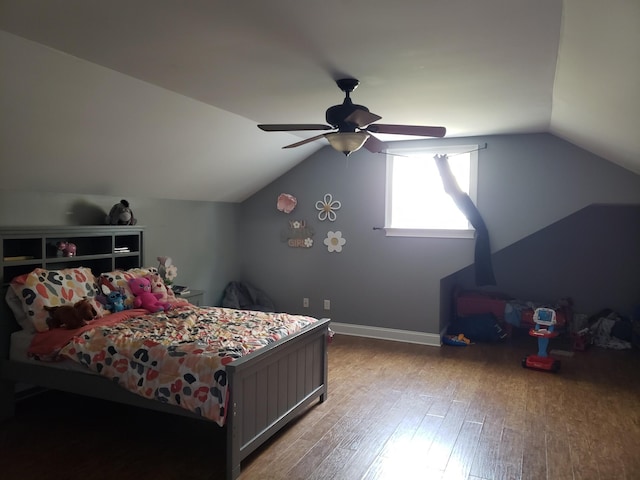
[324,231,346,253]
[315,193,341,222]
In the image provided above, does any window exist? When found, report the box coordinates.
[385,144,478,238]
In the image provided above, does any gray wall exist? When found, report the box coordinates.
[1,131,638,337]
[0,191,240,306]
[239,133,640,334]
[443,204,640,321]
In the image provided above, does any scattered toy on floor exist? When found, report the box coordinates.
[442,333,472,346]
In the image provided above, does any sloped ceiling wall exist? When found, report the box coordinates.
[0,1,638,203]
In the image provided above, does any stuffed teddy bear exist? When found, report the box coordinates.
[106,199,137,225]
[128,276,171,313]
[56,241,77,257]
[44,299,98,329]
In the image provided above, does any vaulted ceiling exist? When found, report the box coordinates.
[0,0,638,202]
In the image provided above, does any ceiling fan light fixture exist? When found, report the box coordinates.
[325,132,370,156]
[259,78,447,152]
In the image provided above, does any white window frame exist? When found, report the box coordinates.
[384,144,479,239]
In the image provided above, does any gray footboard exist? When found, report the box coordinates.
[225,318,330,480]
[0,317,330,480]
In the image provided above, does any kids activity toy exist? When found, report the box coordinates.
[522,307,561,372]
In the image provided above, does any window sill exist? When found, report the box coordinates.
[383,227,475,239]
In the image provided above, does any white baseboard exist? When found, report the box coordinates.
[330,322,441,347]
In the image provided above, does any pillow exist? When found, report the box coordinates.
[98,268,177,309]
[10,267,106,332]
[5,287,32,331]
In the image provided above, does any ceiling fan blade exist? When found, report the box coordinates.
[344,109,382,128]
[258,124,333,132]
[363,133,387,154]
[367,124,446,138]
[282,133,329,149]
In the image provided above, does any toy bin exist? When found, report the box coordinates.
[571,328,591,351]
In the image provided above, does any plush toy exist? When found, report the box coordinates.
[104,289,127,313]
[56,241,77,257]
[44,299,98,329]
[106,291,126,312]
[97,284,128,313]
[148,273,173,303]
[128,276,171,313]
[106,199,137,225]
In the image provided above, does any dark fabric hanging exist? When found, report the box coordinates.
[434,154,496,286]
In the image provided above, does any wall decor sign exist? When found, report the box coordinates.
[283,220,314,248]
[324,231,346,253]
[277,193,297,213]
[315,193,341,222]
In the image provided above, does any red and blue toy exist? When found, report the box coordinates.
[522,307,561,372]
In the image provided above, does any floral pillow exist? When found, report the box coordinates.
[98,268,177,309]
[10,267,105,332]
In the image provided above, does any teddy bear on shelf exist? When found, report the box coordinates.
[128,276,171,313]
[106,199,137,225]
[44,298,98,329]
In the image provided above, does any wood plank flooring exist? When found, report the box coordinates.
[1,332,639,479]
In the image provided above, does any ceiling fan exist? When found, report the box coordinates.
[258,78,446,156]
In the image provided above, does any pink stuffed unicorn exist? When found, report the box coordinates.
[56,241,77,257]
[128,277,171,313]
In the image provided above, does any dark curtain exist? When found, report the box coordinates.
[434,154,496,286]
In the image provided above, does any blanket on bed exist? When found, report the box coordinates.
[28,306,317,425]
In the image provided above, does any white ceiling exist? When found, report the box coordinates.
[0,0,638,202]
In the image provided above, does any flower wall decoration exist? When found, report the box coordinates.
[157,256,178,286]
[315,193,341,222]
[277,193,297,214]
[324,231,346,253]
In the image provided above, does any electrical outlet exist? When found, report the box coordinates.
[323,299,330,310]
[303,297,309,308]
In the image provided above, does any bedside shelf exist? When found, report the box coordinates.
[1,226,144,288]
[177,290,204,306]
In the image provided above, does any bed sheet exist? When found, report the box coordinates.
[10,330,88,372]
[27,305,318,426]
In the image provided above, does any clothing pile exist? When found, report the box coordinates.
[221,281,276,312]
[588,309,633,350]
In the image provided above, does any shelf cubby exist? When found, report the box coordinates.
[1,226,144,289]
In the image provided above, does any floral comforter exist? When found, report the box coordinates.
[30,306,317,426]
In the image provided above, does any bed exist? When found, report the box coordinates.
[0,265,330,480]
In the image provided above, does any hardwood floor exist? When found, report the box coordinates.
[1,332,639,479]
